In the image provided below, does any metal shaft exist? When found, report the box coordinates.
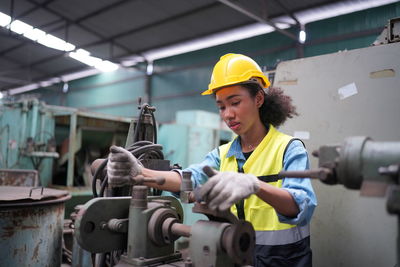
[171,223,191,238]
[278,167,332,181]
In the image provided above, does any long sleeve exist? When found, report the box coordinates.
[179,148,221,187]
[277,140,318,225]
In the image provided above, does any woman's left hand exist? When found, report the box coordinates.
[199,171,260,211]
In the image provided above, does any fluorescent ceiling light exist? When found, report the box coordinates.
[120,56,145,67]
[6,0,397,95]
[0,12,116,70]
[95,60,119,72]
[37,34,75,51]
[0,12,11,27]
[124,0,398,63]
[23,28,46,41]
[9,20,33,34]
[69,51,102,66]
[75,49,91,56]
[69,49,119,71]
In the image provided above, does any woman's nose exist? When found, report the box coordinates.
[222,106,234,120]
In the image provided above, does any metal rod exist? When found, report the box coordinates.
[20,100,28,148]
[67,113,77,187]
[171,223,191,238]
[217,0,297,40]
[39,107,45,143]
[272,0,300,25]
[278,168,332,179]
[30,99,39,138]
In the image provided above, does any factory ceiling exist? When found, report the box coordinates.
[0,0,389,93]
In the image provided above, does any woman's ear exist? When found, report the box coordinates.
[255,90,265,108]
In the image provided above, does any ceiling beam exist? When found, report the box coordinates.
[71,3,221,49]
[26,0,134,55]
[12,0,56,21]
[271,0,300,26]
[7,3,222,70]
[2,24,383,92]
[216,0,297,41]
[0,0,135,73]
[0,75,32,85]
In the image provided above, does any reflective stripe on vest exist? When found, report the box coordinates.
[256,224,310,246]
[219,125,310,245]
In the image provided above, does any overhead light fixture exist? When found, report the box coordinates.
[298,30,306,44]
[23,28,46,41]
[69,49,119,72]
[62,82,69,93]
[95,60,119,72]
[146,62,153,75]
[129,0,398,62]
[9,20,33,34]
[298,25,306,44]
[37,33,75,52]
[121,56,146,67]
[0,12,11,27]
[6,0,399,95]
[0,11,117,70]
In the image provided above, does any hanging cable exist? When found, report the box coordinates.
[91,104,162,198]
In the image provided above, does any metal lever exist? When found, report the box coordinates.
[132,175,165,185]
[278,167,333,182]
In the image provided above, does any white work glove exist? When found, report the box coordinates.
[107,146,142,187]
[199,170,260,211]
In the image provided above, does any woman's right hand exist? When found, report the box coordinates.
[199,168,260,211]
[107,146,142,187]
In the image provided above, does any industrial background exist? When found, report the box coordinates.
[0,0,399,267]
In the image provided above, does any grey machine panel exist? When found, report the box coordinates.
[274,42,400,267]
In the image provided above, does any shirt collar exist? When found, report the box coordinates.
[225,125,270,160]
[226,137,246,160]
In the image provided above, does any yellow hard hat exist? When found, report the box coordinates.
[201,53,271,95]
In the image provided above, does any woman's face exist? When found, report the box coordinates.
[215,85,263,136]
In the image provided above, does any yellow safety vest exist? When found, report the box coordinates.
[219,125,310,245]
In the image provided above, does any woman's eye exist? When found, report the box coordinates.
[232,101,240,106]
[218,106,225,111]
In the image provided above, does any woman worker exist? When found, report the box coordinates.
[107,53,317,267]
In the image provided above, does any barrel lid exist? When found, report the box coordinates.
[0,186,71,207]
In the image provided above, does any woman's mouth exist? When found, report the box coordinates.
[228,122,240,130]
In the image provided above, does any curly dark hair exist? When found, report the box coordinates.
[242,83,298,127]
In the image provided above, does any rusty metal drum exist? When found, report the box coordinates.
[0,186,71,267]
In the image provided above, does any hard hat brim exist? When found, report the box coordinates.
[201,79,269,95]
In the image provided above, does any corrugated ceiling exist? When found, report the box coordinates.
[0,0,363,91]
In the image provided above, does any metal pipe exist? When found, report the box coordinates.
[128,186,148,258]
[19,100,28,146]
[145,61,153,105]
[67,112,77,187]
[30,99,39,139]
[39,104,45,143]
[171,223,191,238]
[278,168,332,179]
